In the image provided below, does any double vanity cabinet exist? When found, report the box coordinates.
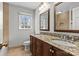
[30,35,73,56]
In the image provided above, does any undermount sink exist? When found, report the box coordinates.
[52,40,77,47]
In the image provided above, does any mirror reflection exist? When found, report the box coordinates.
[55,2,79,31]
[40,10,49,31]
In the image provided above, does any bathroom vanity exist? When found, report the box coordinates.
[29,2,79,56]
[30,34,79,56]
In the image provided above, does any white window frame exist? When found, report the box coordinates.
[18,12,32,29]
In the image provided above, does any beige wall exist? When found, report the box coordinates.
[56,11,69,30]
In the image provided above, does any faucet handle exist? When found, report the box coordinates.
[71,36,74,41]
[63,34,69,39]
[68,35,75,43]
[60,34,67,40]
[73,36,79,41]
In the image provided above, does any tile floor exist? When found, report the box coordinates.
[0,46,31,56]
[0,46,8,56]
[7,46,32,56]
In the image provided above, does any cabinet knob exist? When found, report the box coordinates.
[50,49,52,52]
[50,49,54,53]
[51,50,54,53]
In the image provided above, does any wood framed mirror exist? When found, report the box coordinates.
[54,2,79,33]
[40,9,50,31]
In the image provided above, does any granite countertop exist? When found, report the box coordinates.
[31,34,79,56]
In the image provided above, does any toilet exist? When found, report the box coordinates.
[23,40,30,51]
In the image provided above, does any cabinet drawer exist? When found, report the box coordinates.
[52,46,73,56]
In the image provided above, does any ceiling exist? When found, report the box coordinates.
[56,2,79,13]
[8,2,42,10]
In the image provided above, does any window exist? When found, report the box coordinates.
[19,12,32,29]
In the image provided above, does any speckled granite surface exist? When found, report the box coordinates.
[31,34,79,56]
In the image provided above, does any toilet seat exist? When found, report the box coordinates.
[24,41,30,44]
[23,40,30,51]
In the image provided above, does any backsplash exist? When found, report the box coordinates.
[40,32,79,42]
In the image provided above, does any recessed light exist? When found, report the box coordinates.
[58,12,62,14]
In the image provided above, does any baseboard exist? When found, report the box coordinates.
[8,45,24,49]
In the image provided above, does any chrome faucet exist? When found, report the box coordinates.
[61,34,69,40]
[68,35,74,43]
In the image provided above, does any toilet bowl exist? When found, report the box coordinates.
[23,40,30,51]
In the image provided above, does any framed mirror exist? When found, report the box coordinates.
[54,2,79,33]
[40,10,50,31]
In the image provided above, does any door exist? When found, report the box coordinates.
[32,36,36,56]
[36,39,43,56]
[30,36,33,53]
[43,42,54,56]
[3,2,9,45]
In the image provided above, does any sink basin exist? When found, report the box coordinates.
[52,40,77,47]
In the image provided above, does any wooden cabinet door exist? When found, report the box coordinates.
[32,37,36,56]
[30,36,36,56]
[30,36,33,53]
[43,42,54,56]
[52,46,73,56]
[36,39,43,56]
